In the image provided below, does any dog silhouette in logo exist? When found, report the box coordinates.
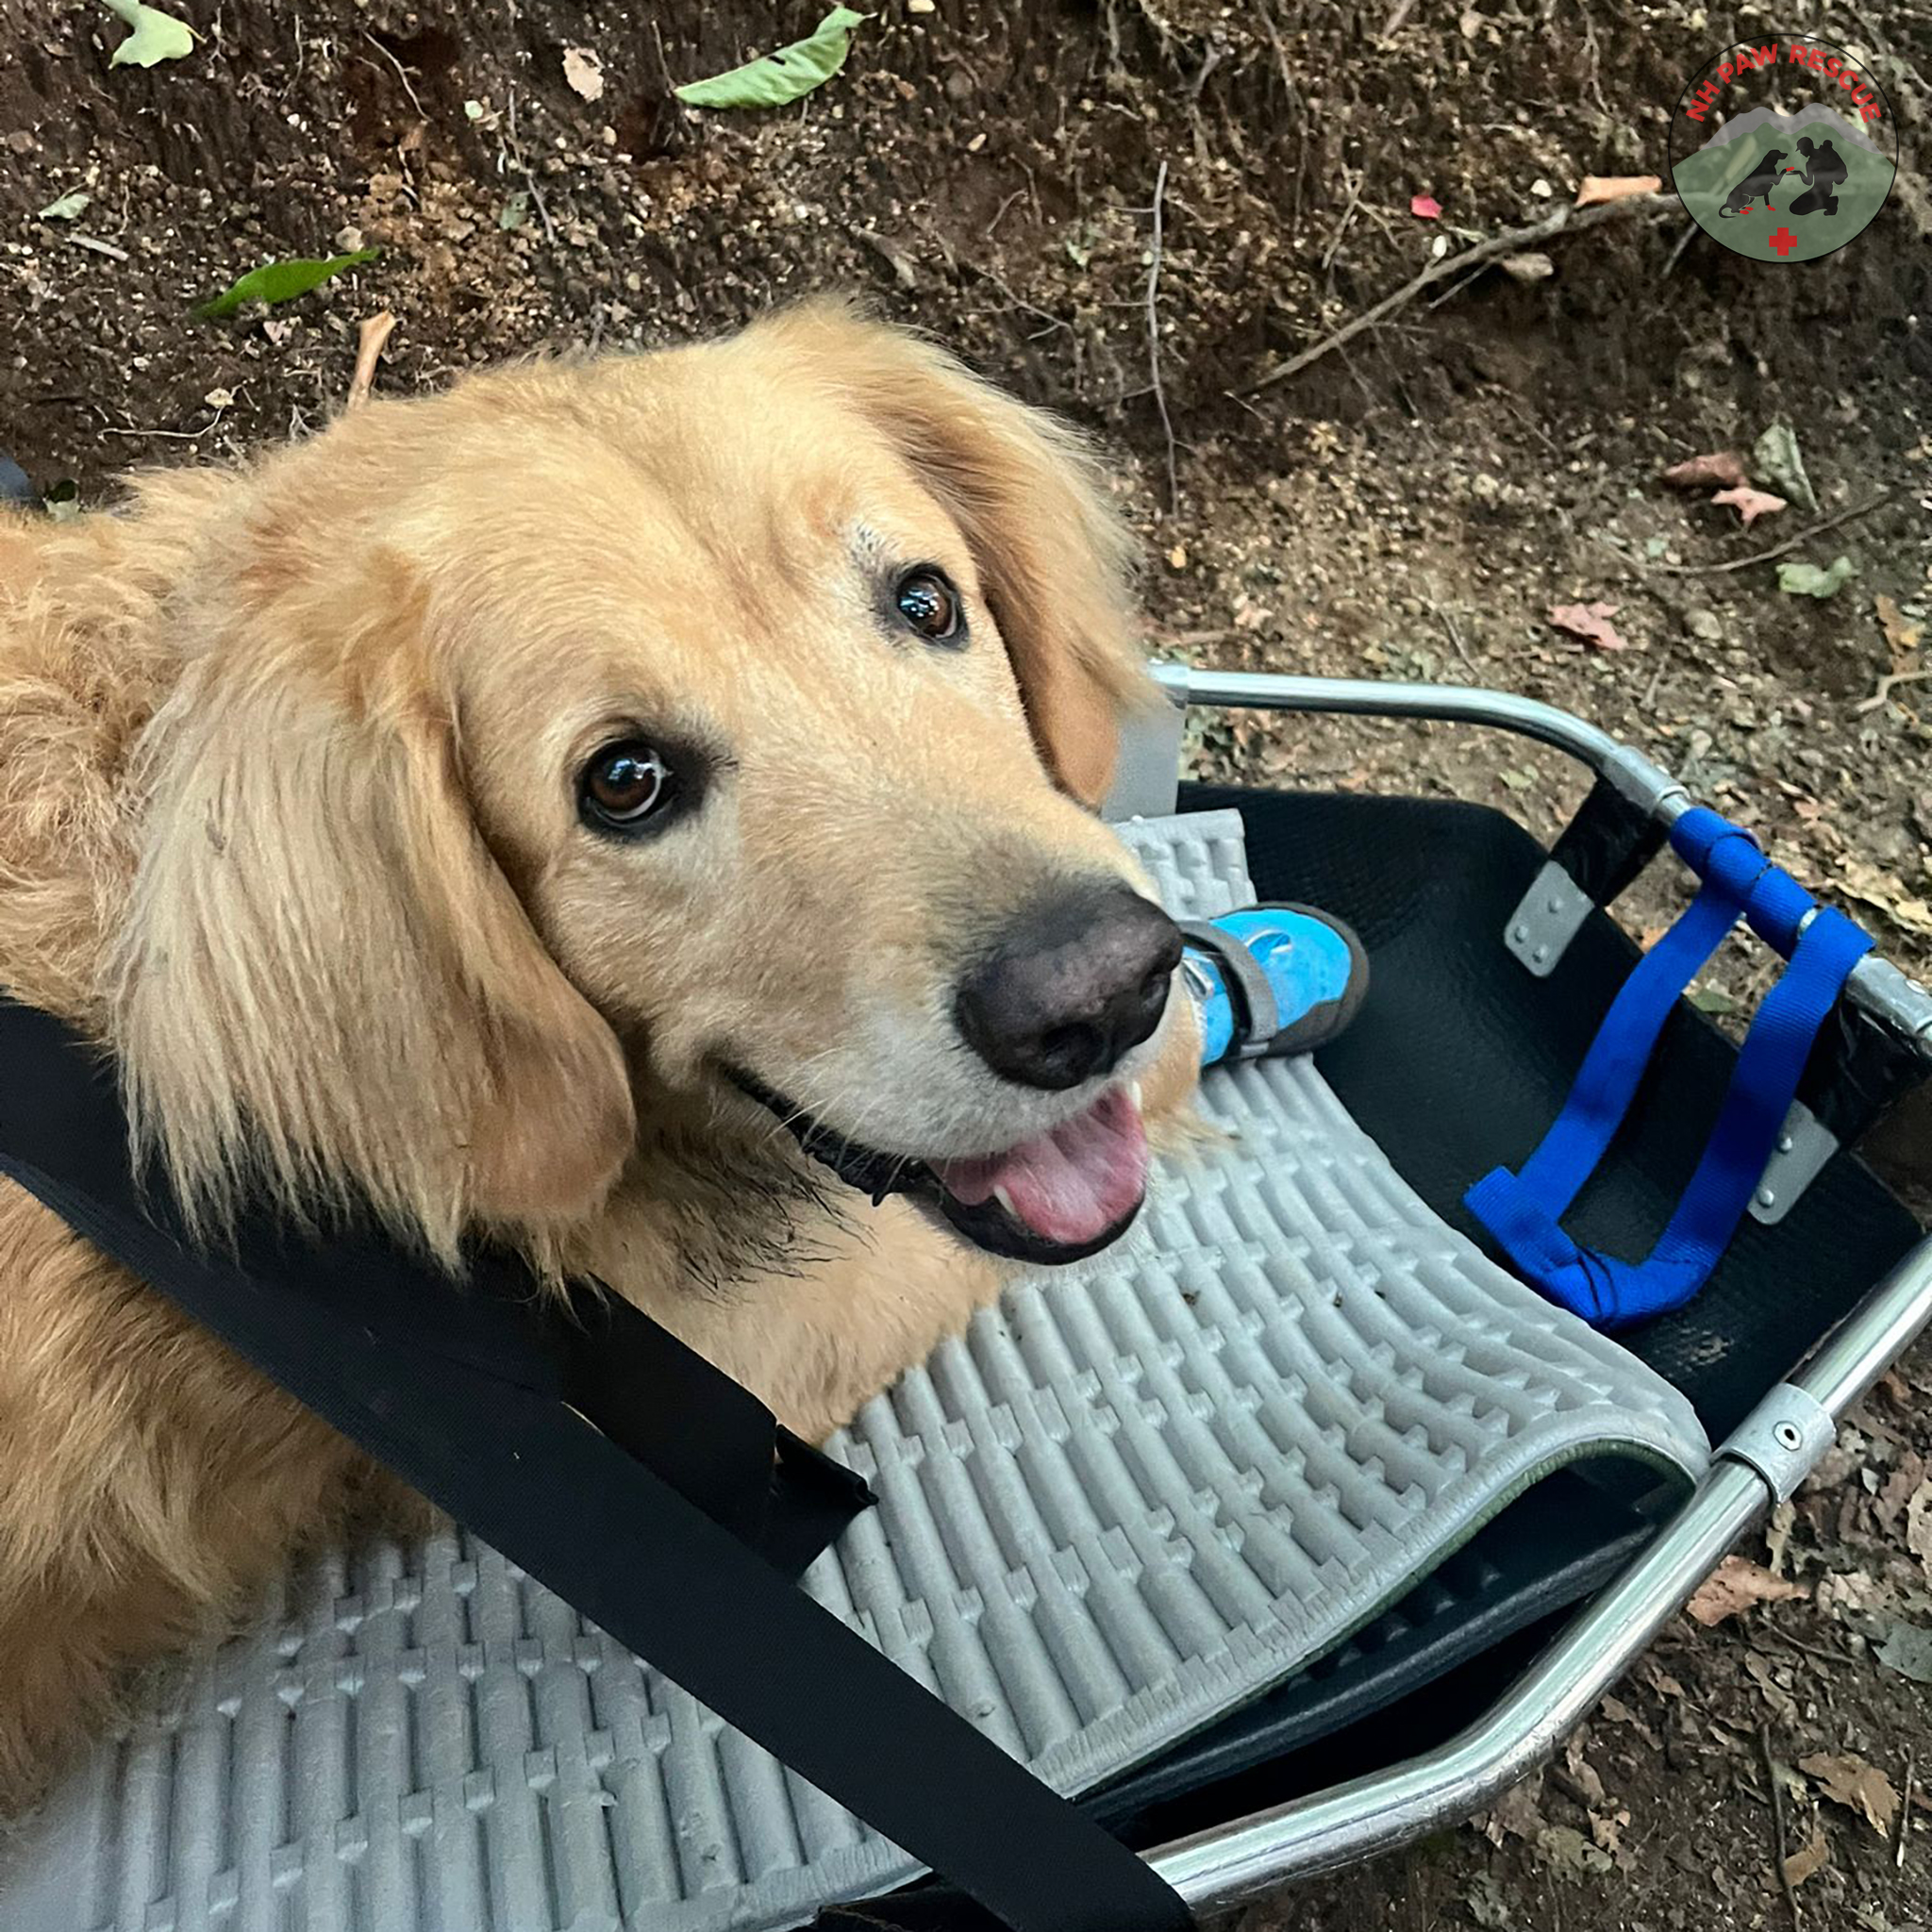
[1719,146,1790,217]
[1789,135,1847,217]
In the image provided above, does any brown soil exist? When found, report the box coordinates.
[3,1,1931,1925]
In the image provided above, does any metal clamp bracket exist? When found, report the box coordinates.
[1719,1382,1836,1502]
[1747,1100,1840,1225]
[1505,861,1595,977]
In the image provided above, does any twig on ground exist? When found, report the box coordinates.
[1761,1724,1802,1930]
[1377,0,1418,40]
[1321,166,1367,275]
[1438,608,1476,673]
[360,30,426,122]
[1759,1622,1852,1669]
[986,189,1024,239]
[1648,491,1892,576]
[505,86,558,246]
[969,265,1068,336]
[1858,666,1930,714]
[345,310,396,413]
[1899,1748,1918,1871]
[1145,158,1179,518]
[1151,626,1239,650]
[1664,219,1700,275]
[1243,193,1672,394]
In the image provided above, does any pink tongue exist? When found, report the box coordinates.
[933,1088,1149,1247]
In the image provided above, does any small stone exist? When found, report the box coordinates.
[908,0,937,12]
[1530,177,1554,198]
[1684,608,1724,641]
[1167,543,1189,571]
[204,388,234,409]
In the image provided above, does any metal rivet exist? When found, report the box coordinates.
[1547,896,1565,915]
[1774,1420,1805,1452]
[1532,945,1550,965]
[1757,1186,1776,1208]
[1512,924,1530,943]
[1776,1133,1794,1155]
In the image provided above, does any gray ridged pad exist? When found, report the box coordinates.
[0,811,1710,1932]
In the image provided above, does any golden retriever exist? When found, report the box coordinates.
[0,301,1199,1810]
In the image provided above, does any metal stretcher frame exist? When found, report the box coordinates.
[1128,669,1932,1918]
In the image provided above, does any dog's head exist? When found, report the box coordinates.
[112,304,1185,1274]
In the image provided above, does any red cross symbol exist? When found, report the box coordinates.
[1769,226,1797,258]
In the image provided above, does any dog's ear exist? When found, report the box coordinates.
[110,552,634,1262]
[764,301,1157,808]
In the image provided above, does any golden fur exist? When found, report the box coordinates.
[0,302,1198,1809]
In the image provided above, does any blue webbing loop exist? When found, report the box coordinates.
[1467,810,1874,1329]
[1499,809,1762,1226]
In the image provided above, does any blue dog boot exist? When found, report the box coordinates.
[1179,905,1370,1066]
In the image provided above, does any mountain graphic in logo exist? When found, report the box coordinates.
[1669,39,1896,264]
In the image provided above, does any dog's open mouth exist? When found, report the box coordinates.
[731,1074,1149,1266]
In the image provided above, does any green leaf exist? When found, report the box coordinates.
[38,191,93,221]
[103,0,196,68]
[1689,986,1738,1016]
[197,249,379,320]
[675,7,867,109]
[1878,1622,1932,1685]
[497,191,529,231]
[1776,555,1859,600]
[1752,420,1818,514]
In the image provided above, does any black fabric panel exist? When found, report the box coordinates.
[1081,1467,1656,1832]
[1180,785,1925,1439]
[1550,776,1670,908]
[1797,995,1931,1146]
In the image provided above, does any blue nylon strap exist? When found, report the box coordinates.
[1507,809,1763,1223]
[1467,809,1874,1329]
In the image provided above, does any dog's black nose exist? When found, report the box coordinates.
[957,882,1182,1091]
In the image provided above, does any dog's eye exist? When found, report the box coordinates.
[581,741,675,832]
[894,568,963,644]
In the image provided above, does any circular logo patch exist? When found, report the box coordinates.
[1670,37,1896,264]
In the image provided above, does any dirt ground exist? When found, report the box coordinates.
[4,1,1931,1926]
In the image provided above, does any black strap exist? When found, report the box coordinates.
[0,996,1194,1932]
[1549,776,1670,911]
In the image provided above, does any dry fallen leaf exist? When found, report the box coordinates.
[1662,450,1749,491]
[1481,1774,1548,1845]
[1783,1824,1831,1889]
[1597,1693,1659,1748]
[1906,1479,1932,1578]
[1840,858,1932,939]
[562,45,606,101]
[1685,1554,1807,1626]
[345,309,396,413]
[1641,1659,1685,1699]
[1574,173,1663,207]
[1548,601,1631,651]
[1801,1751,1901,1837]
[1499,251,1555,282]
[1877,592,1924,664]
[1710,484,1787,526]
[1744,1651,1799,1724]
